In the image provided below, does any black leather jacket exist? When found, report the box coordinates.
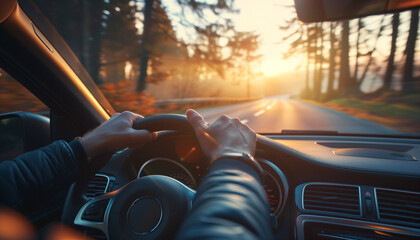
[176,159,274,239]
[0,140,86,212]
[0,140,273,239]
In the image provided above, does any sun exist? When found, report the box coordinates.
[259,57,304,76]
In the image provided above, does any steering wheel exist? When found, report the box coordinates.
[62,114,197,240]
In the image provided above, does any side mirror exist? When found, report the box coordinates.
[0,112,50,162]
[294,0,420,23]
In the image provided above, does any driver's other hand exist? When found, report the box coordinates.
[186,109,256,164]
[80,111,157,159]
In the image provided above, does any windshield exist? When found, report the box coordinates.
[30,0,420,136]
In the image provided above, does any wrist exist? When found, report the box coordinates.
[210,148,253,164]
[79,134,105,160]
[212,152,264,181]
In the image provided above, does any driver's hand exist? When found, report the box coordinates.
[186,109,256,164]
[80,111,157,160]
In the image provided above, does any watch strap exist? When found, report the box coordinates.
[213,153,264,181]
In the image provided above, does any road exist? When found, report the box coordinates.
[198,95,399,134]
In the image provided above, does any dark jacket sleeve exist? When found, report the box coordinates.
[0,140,86,212]
[176,158,274,240]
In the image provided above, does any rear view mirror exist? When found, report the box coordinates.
[294,0,420,23]
[0,112,50,162]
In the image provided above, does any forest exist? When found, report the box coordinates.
[281,9,420,99]
[280,8,420,132]
[25,0,260,114]
[0,1,419,132]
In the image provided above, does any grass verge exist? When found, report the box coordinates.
[307,92,420,134]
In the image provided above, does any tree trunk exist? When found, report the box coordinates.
[338,20,350,93]
[81,0,90,74]
[314,23,323,100]
[137,0,154,92]
[402,9,419,93]
[353,19,362,83]
[311,23,319,99]
[305,25,310,93]
[326,22,336,98]
[89,0,103,84]
[80,0,103,84]
[383,13,400,90]
[357,17,385,88]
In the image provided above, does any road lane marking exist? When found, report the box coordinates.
[254,110,265,117]
[241,119,249,124]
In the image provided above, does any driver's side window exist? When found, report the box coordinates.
[0,68,50,161]
[0,68,48,114]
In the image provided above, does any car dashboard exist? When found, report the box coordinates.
[87,132,420,240]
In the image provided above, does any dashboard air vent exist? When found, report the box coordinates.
[85,174,110,199]
[376,188,420,225]
[81,199,109,222]
[303,184,361,216]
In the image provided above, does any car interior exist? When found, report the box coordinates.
[0,0,419,239]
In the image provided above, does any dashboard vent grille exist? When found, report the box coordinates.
[81,199,109,222]
[303,184,361,216]
[376,188,420,225]
[85,174,109,199]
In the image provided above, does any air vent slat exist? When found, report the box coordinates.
[304,199,360,208]
[304,204,360,215]
[305,191,358,197]
[85,175,110,199]
[380,213,420,222]
[303,184,360,216]
[307,186,358,193]
[86,186,106,190]
[379,207,420,217]
[305,193,360,201]
[377,188,420,225]
[379,202,420,211]
[378,191,420,202]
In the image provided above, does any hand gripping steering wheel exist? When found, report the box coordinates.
[62,114,197,240]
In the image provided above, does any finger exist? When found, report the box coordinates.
[186,109,207,131]
[232,117,242,126]
[110,113,121,119]
[128,130,157,148]
[131,113,144,122]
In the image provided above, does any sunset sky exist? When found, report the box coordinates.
[162,0,300,76]
[231,0,298,76]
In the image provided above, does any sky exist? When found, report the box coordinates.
[161,0,299,76]
[230,0,298,76]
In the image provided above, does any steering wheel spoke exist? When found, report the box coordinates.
[74,194,116,238]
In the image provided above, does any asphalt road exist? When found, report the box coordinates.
[198,95,399,135]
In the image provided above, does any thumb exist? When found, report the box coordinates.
[128,129,157,148]
[186,109,207,132]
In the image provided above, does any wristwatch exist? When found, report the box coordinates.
[214,152,264,181]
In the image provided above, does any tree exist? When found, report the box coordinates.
[383,13,400,90]
[338,20,351,93]
[227,31,261,97]
[36,0,105,84]
[137,0,154,91]
[352,18,363,85]
[100,0,140,82]
[313,23,324,100]
[402,9,419,93]
[355,16,385,89]
[326,22,337,99]
[136,0,242,92]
